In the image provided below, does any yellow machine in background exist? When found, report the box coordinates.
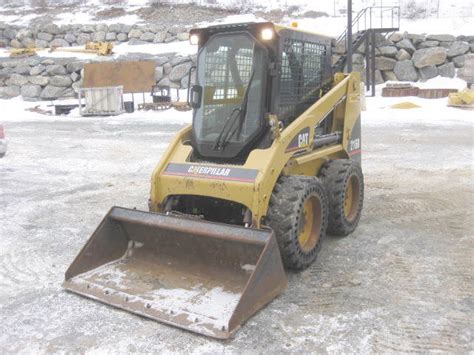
[64,22,364,339]
[8,42,113,57]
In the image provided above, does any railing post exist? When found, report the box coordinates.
[347,0,353,72]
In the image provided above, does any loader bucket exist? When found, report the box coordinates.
[63,207,287,339]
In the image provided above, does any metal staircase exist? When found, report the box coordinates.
[333,5,400,95]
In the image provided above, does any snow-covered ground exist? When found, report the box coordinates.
[0,76,473,353]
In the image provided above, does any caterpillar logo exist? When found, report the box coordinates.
[298,132,309,147]
[162,163,259,183]
[286,127,311,152]
[187,165,231,177]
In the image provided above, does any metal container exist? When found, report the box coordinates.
[79,86,125,116]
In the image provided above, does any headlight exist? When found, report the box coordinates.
[189,34,199,45]
[261,28,273,41]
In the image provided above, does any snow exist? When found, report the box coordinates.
[0,40,196,59]
[364,77,473,127]
[0,96,193,125]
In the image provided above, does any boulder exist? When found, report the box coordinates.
[128,38,149,45]
[164,62,173,75]
[21,84,42,99]
[66,61,84,73]
[70,72,80,82]
[352,53,364,65]
[140,32,155,42]
[396,48,411,61]
[21,37,35,48]
[437,62,455,78]
[7,74,28,86]
[382,70,397,82]
[155,66,164,81]
[76,33,91,45]
[29,75,49,86]
[169,62,192,81]
[0,85,20,98]
[64,33,76,44]
[122,24,132,33]
[29,65,45,76]
[169,26,184,36]
[10,39,23,48]
[176,32,189,41]
[389,32,403,43]
[153,31,167,43]
[35,39,49,48]
[164,36,175,43]
[49,75,72,87]
[394,60,418,81]
[108,23,123,33]
[457,35,474,42]
[426,34,455,42]
[16,28,33,40]
[43,24,60,35]
[369,69,384,85]
[128,29,142,39]
[412,47,447,68]
[3,28,17,40]
[14,65,31,75]
[40,85,65,99]
[72,80,82,93]
[105,32,116,41]
[116,33,128,42]
[154,56,169,66]
[404,33,425,46]
[447,41,470,58]
[41,59,56,65]
[81,25,95,33]
[92,31,106,42]
[418,65,438,81]
[452,55,465,68]
[37,32,53,41]
[396,39,416,55]
[418,40,439,48]
[158,77,179,88]
[170,56,191,66]
[457,54,474,83]
[45,64,67,76]
[374,56,396,70]
[377,46,398,58]
[50,38,70,47]
[96,24,108,33]
[439,41,452,49]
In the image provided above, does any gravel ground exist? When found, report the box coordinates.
[0,103,473,353]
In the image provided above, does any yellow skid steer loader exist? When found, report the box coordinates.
[64,22,364,339]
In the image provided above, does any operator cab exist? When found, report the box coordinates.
[188,22,333,163]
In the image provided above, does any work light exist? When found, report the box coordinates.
[261,28,273,41]
[189,34,199,45]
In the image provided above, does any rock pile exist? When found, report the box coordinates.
[336,32,474,83]
[0,53,197,100]
[0,22,190,49]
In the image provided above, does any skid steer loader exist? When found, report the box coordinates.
[64,22,364,339]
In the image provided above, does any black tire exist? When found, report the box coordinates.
[319,159,364,236]
[267,175,329,270]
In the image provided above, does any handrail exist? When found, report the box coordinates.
[336,6,400,47]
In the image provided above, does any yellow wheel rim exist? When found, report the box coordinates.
[343,175,360,222]
[298,195,321,252]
